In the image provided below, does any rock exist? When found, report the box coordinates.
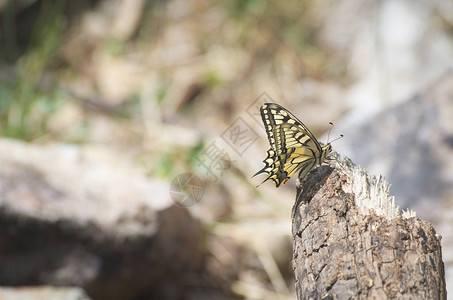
[0,139,203,300]
[0,286,90,300]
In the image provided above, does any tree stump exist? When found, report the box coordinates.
[292,152,446,300]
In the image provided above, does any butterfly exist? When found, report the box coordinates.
[252,103,339,187]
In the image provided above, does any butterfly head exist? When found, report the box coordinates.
[322,132,343,163]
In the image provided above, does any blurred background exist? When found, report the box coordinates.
[0,0,452,299]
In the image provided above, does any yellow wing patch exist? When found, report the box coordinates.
[252,103,331,187]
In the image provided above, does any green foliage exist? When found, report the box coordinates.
[155,152,174,178]
[217,0,325,57]
[148,139,205,180]
[203,71,223,88]
[188,139,205,166]
[0,1,66,140]
[156,76,171,104]
[222,0,268,19]
[102,38,126,57]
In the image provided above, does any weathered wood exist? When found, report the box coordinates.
[292,153,446,300]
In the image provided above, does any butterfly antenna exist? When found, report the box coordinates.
[330,134,344,144]
[327,122,334,143]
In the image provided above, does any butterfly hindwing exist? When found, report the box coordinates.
[253,103,331,187]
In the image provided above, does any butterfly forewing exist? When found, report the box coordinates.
[253,103,330,187]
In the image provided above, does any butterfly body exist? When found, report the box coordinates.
[253,103,332,187]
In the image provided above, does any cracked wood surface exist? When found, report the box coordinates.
[292,156,446,300]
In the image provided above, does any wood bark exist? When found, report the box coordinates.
[292,154,446,300]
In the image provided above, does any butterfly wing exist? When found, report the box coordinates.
[253,103,324,187]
